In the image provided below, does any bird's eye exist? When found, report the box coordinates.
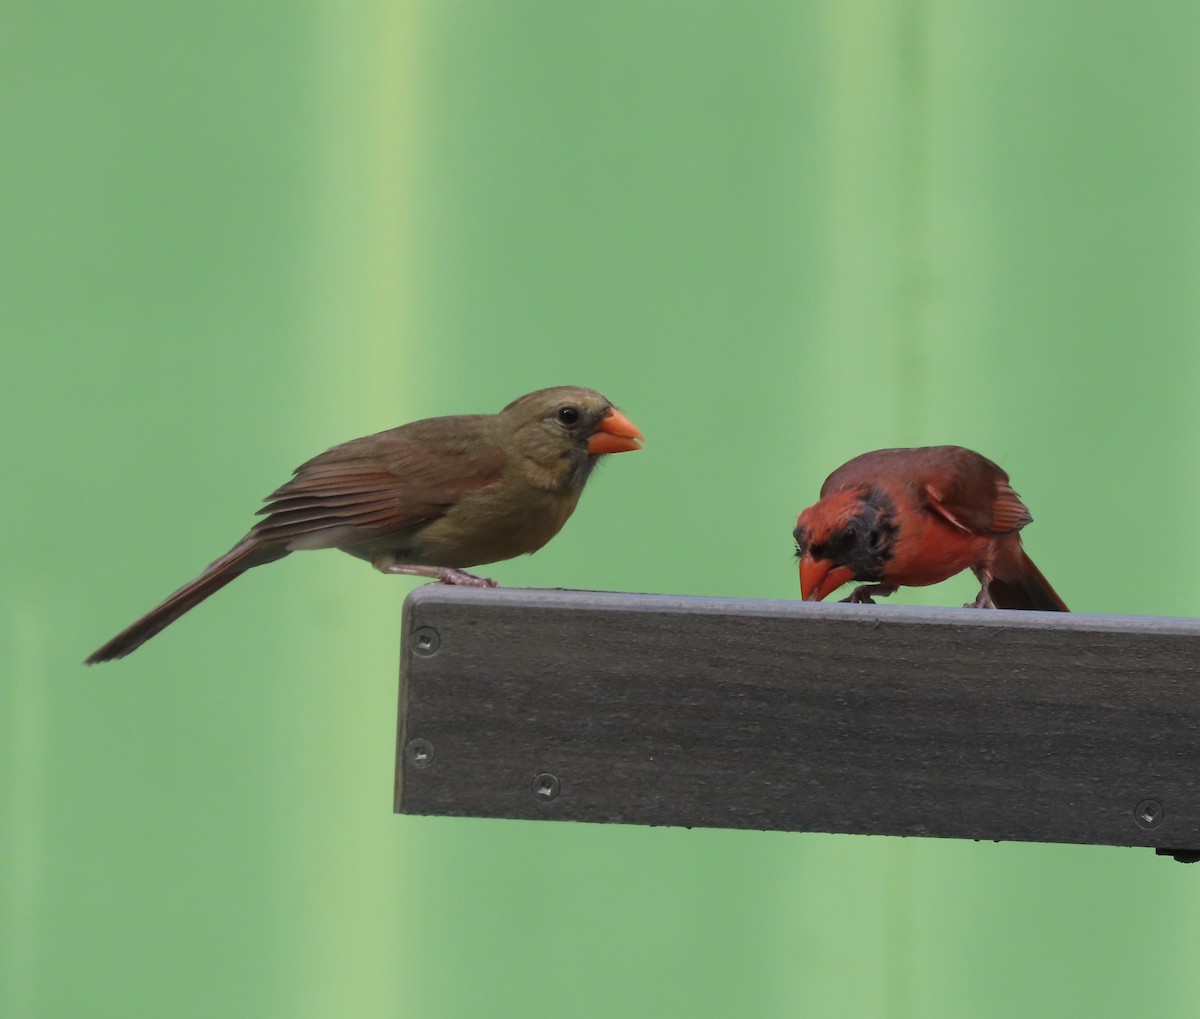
[842,526,858,545]
[556,406,581,426]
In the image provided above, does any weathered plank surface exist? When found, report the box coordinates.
[395,587,1200,855]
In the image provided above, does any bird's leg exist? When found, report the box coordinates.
[967,568,995,609]
[841,583,897,604]
[372,554,498,588]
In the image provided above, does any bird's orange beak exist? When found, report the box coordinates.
[799,554,856,602]
[587,407,644,455]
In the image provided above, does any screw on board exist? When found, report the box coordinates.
[1134,799,1163,829]
[406,738,435,768]
[531,773,561,801]
[412,626,440,657]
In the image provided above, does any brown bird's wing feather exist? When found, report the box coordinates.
[252,421,508,548]
[253,466,449,541]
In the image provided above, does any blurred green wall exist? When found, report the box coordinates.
[6,1,1200,1016]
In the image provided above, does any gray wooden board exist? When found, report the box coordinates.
[395,587,1200,853]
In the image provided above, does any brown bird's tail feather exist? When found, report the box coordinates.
[85,539,281,664]
[988,544,1068,612]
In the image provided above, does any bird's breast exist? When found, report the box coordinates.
[883,514,992,587]
[400,481,582,568]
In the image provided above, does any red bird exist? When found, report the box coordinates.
[793,446,1067,611]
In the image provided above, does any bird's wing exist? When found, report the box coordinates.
[251,422,506,543]
[916,446,1032,537]
[923,466,1033,537]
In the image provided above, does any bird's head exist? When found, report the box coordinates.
[793,487,897,601]
[499,386,643,490]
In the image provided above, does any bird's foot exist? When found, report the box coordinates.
[373,557,498,588]
[966,588,996,609]
[436,568,497,588]
[841,583,896,605]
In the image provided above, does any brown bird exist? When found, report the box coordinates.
[793,446,1067,611]
[85,386,643,663]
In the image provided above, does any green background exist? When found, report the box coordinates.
[6,2,1200,1016]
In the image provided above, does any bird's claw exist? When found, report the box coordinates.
[841,583,894,604]
[438,569,497,588]
[841,592,876,604]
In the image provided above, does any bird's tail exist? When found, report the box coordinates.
[85,538,281,664]
[988,541,1068,612]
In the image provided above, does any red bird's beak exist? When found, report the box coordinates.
[587,407,644,455]
[799,554,856,602]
